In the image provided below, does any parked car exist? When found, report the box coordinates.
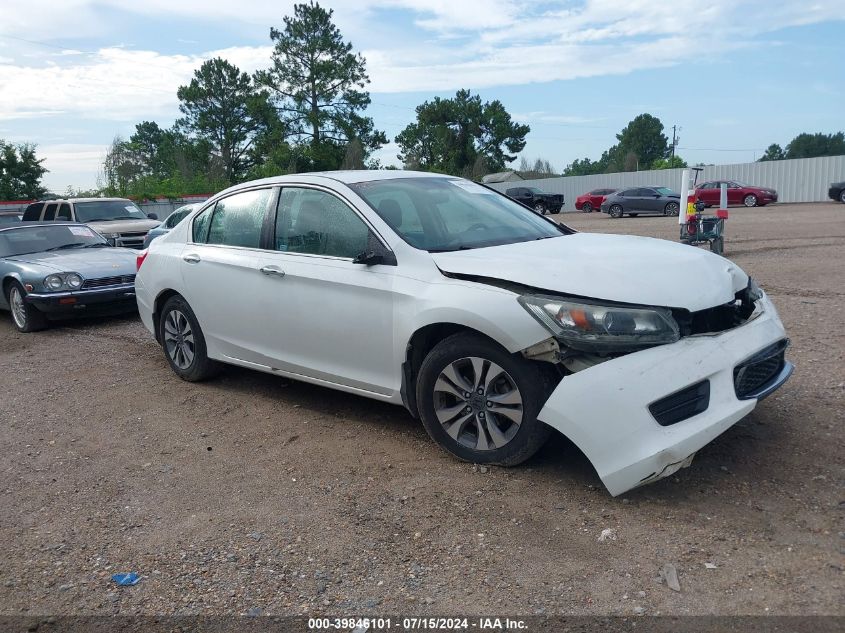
[0,211,23,227]
[142,203,199,248]
[695,180,778,207]
[0,222,138,332]
[600,187,681,218]
[575,188,617,213]
[504,186,564,214]
[828,181,845,204]
[22,197,160,248]
[136,171,792,496]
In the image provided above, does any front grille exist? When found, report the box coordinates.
[81,274,136,289]
[115,234,146,249]
[673,284,758,336]
[649,380,710,426]
[734,340,788,399]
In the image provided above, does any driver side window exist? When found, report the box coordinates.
[275,188,370,258]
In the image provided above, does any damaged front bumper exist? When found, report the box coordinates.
[537,293,791,496]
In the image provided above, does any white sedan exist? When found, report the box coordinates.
[135,171,792,496]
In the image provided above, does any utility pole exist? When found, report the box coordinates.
[671,125,680,160]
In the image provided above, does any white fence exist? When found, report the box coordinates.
[486,155,845,212]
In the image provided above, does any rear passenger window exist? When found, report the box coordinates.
[43,203,58,221]
[56,203,72,220]
[22,203,44,221]
[206,189,271,248]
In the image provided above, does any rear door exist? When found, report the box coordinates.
[697,182,718,205]
[178,187,275,365]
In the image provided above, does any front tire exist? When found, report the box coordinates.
[744,194,758,207]
[158,295,220,381]
[533,202,547,215]
[840,190,845,204]
[6,281,47,333]
[609,204,623,219]
[416,333,554,466]
[664,202,679,216]
[582,202,592,213]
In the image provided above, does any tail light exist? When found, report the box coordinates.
[136,249,148,271]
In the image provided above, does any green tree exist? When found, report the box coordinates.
[615,113,668,170]
[177,57,272,183]
[0,140,48,200]
[652,155,688,169]
[785,132,845,159]
[759,143,785,162]
[256,1,386,171]
[395,89,530,176]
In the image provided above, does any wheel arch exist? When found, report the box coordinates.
[1,273,24,309]
[401,322,501,419]
[151,288,183,343]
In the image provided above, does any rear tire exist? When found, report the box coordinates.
[840,190,845,204]
[416,333,554,467]
[6,281,48,333]
[609,205,623,219]
[158,295,221,381]
[582,203,592,213]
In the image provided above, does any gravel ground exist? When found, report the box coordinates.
[0,202,842,617]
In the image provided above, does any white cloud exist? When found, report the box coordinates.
[38,143,110,192]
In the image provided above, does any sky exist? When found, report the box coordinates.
[0,0,843,193]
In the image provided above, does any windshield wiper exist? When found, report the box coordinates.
[83,218,111,222]
[83,243,110,248]
[45,242,86,251]
[429,245,477,253]
[111,216,143,220]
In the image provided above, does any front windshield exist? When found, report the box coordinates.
[0,224,108,257]
[655,187,677,196]
[74,200,147,222]
[527,187,545,194]
[349,178,567,252]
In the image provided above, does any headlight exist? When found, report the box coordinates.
[44,274,64,291]
[518,295,680,351]
[100,232,121,239]
[65,273,83,289]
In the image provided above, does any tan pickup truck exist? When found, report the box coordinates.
[22,197,161,249]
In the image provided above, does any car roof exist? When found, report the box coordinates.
[31,197,133,204]
[216,169,456,197]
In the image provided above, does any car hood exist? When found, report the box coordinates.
[86,219,161,233]
[431,233,748,312]
[6,248,138,278]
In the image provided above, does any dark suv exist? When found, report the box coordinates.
[505,186,564,215]
[22,198,160,249]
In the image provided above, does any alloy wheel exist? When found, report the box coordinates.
[433,356,524,451]
[665,202,679,216]
[744,195,757,207]
[10,287,26,329]
[163,309,195,370]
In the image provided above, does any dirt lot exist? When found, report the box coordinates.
[0,202,842,617]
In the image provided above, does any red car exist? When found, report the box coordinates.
[575,188,617,213]
[695,180,778,208]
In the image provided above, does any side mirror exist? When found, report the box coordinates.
[147,213,158,220]
[654,194,661,198]
[353,250,384,265]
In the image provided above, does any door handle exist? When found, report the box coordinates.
[182,253,201,264]
[260,265,286,278]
